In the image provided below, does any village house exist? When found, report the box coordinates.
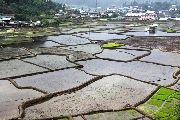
[139,11,157,20]
[106,7,117,17]
[0,17,12,25]
[89,11,100,18]
[125,12,145,21]
[80,9,89,18]
[0,14,15,27]
[125,11,157,21]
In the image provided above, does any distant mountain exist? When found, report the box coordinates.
[53,0,179,8]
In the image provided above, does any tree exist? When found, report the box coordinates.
[0,0,64,20]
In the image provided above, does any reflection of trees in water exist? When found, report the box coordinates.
[5,39,47,49]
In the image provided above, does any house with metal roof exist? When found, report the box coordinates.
[125,11,157,21]
[1,14,14,22]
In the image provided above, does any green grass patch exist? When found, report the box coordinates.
[102,42,125,48]
[0,36,32,45]
[0,27,60,45]
[86,110,143,120]
[165,28,177,33]
[156,87,176,95]
[138,87,180,120]
[151,94,169,101]
[128,110,140,116]
[147,99,164,107]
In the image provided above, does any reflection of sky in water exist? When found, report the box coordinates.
[76,32,128,41]
[78,59,176,86]
[96,49,148,61]
[141,49,180,66]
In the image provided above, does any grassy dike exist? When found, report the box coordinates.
[0,27,62,45]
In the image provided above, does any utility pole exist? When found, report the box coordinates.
[96,0,98,9]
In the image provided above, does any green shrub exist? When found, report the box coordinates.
[165,28,177,33]
[102,42,124,48]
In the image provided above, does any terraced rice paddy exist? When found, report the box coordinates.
[0,22,179,120]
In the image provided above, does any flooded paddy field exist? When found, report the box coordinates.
[0,59,48,79]
[23,75,157,119]
[78,59,178,86]
[75,32,128,41]
[96,48,150,61]
[0,80,43,120]
[0,22,179,120]
[21,40,61,48]
[14,68,96,93]
[29,47,95,62]
[47,35,91,45]
[141,49,180,66]
[96,28,130,34]
[21,55,78,70]
[60,44,103,54]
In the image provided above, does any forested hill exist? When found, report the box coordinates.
[0,0,64,20]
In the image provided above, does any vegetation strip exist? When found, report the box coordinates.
[138,87,180,120]
[0,47,34,61]
[135,108,156,120]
